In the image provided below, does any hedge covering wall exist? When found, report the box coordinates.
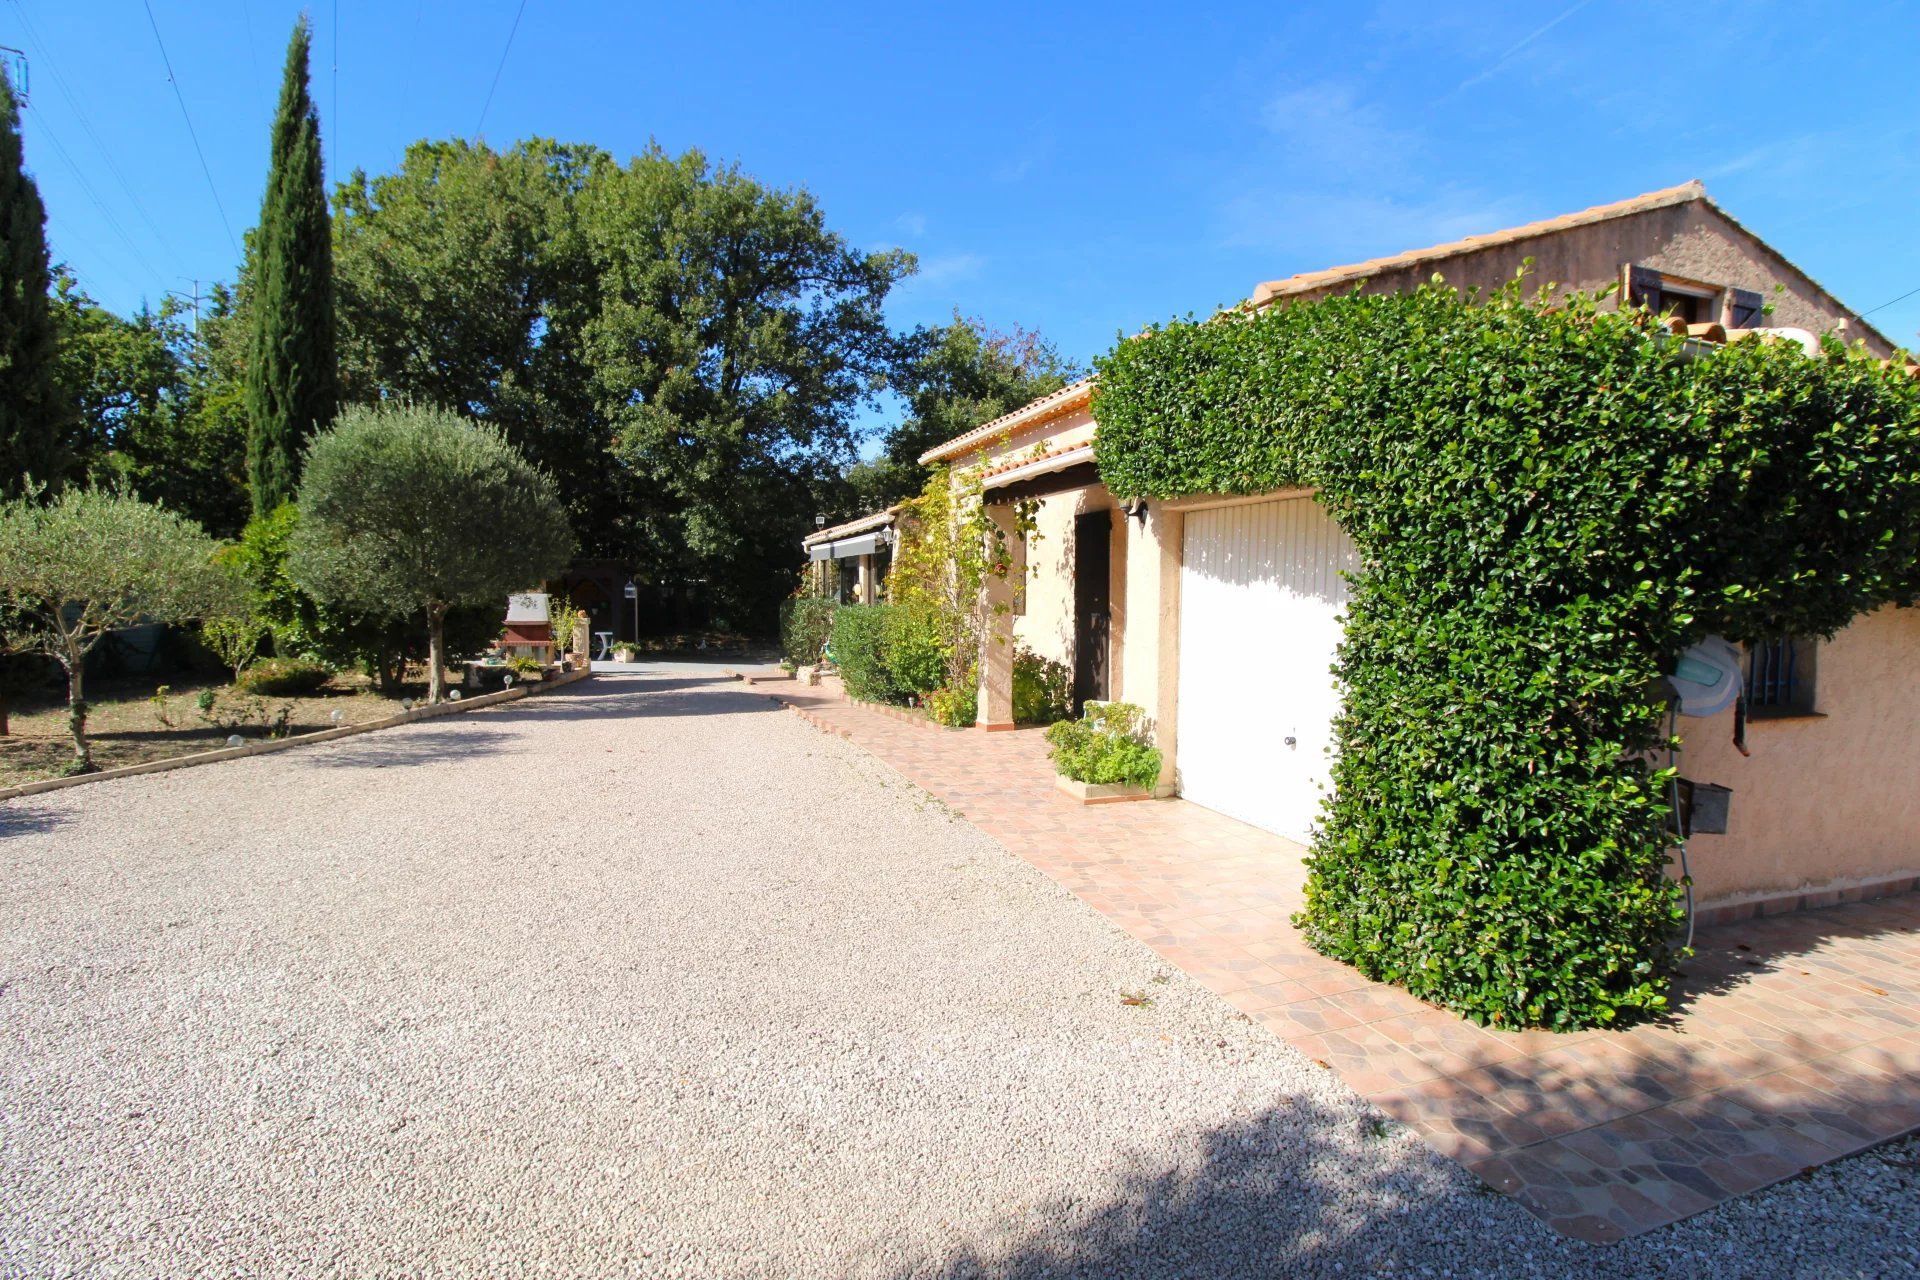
[1093,281,1920,1028]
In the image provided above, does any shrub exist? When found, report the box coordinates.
[1046,702,1162,789]
[201,612,271,683]
[780,595,836,665]
[507,655,545,677]
[927,678,977,728]
[235,656,332,696]
[1012,647,1072,724]
[1092,278,1920,1027]
[883,601,947,697]
[829,604,898,701]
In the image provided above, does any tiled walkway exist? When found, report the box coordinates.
[750,673,1920,1244]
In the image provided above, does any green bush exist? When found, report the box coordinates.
[883,601,947,697]
[829,603,949,704]
[780,596,836,665]
[1012,647,1072,724]
[1093,279,1920,1028]
[235,656,332,696]
[927,679,977,728]
[1046,702,1162,789]
[830,604,898,701]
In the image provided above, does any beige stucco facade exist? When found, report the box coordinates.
[1680,606,1920,906]
[928,185,1915,910]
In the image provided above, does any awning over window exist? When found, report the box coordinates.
[808,532,887,561]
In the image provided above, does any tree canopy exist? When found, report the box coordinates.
[0,63,69,493]
[246,16,337,515]
[0,486,227,769]
[289,403,575,702]
[333,137,912,629]
[51,271,251,538]
[850,316,1083,509]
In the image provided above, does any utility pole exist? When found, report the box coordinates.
[0,47,28,105]
[166,278,204,337]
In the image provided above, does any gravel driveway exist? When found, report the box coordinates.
[2,670,1913,1279]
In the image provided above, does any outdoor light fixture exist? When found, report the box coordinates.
[448,690,462,702]
[225,735,244,748]
[329,709,344,725]
[815,514,826,528]
[1124,497,1149,526]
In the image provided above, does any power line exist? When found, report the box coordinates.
[27,107,165,293]
[331,0,339,176]
[475,0,530,139]
[140,0,241,261]
[1859,283,1920,319]
[8,0,180,262]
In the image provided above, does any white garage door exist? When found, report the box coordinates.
[1177,496,1357,842]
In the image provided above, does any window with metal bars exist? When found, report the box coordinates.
[1745,636,1818,717]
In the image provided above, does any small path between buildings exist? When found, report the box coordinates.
[763,672,1920,1247]
[0,671,1914,1279]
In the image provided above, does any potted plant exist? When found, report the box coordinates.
[611,641,641,664]
[1046,701,1162,804]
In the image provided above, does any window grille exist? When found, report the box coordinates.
[1745,636,1816,716]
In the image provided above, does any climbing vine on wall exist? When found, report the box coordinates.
[888,464,1037,724]
[1092,278,1920,1028]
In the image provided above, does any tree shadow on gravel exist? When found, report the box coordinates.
[892,1095,1542,1280]
[483,679,779,723]
[890,1093,1914,1280]
[0,803,70,838]
[296,726,520,770]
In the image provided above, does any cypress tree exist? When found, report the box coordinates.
[246,17,337,516]
[0,63,68,494]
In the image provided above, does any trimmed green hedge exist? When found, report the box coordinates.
[1093,281,1920,1028]
[829,603,948,705]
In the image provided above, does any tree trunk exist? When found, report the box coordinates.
[1,692,9,737]
[427,602,447,704]
[63,660,91,773]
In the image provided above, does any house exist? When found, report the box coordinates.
[805,507,899,604]
[924,181,1915,917]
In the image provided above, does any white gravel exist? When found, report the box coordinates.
[1,670,1913,1279]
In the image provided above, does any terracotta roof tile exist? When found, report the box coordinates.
[916,378,1097,465]
[803,506,899,547]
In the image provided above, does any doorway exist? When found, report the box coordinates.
[1073,510,1113,712]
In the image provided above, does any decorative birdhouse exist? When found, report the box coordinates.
[501,592,554,662]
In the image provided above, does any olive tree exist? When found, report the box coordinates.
[289,403,574,703]
[0,486,227,770]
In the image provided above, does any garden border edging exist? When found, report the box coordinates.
[0,666,591,802]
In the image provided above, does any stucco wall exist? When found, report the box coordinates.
[1013,487,1083,668]
[1281,202,1890,355]
[1680,606,1920,904]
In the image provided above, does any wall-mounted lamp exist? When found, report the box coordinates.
[1123,497,1149,526]
[814,513,827,529]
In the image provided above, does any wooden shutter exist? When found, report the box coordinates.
[1728,287,1764,328]
[1627,264,1664,312]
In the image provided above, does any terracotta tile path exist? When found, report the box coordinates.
[744,672,1920,1244]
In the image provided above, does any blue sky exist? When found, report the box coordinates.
[10,1,1919,393]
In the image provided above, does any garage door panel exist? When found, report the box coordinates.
[1177,497,1356,842]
